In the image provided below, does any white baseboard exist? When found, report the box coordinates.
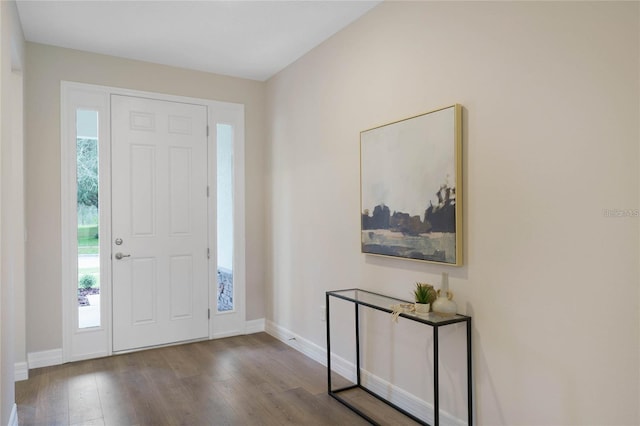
[245,318,265,334]
[27,348,63,369]
[211,319,265,339]
[8,403,18,426]
[359,370,464,426]
[28,321,265,370]
[14,361,28,381]
[265,319,356,382]
[211,330,243,339]
[265,320,326,364]
[265,320,465,426]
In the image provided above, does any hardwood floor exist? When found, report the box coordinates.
[16,333,375,426]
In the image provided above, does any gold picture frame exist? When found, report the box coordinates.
[360,104,462,266]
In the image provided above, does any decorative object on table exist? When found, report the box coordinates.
[360,104,463,266]
[413,282,437,314]
[390,303,415,322]
[432,272,457,316]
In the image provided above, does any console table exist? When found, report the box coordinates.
[326,289,472,426]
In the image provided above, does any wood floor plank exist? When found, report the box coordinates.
[14,371,40,425]
[35,367,70,426]
[95,370,140,426]
[179,375,239,426]
[70,418,105,426]
[275,386,362,426]
[336,387,423,426]
[67,373,103,425]
[212,377,277,425]
[16,333,410,425]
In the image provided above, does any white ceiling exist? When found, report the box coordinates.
[16,0,381,81]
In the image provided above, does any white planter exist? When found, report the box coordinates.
[414,303,430,314]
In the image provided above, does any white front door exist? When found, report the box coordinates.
[111,95,209,352]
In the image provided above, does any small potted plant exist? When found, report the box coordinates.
[414,282,437,314]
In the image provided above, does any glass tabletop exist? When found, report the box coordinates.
[327,288,470,325]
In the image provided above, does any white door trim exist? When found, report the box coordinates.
[209,110,246,339]
[61,81,246,362]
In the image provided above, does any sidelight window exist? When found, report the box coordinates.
[76,110,101,328]
[217,124,234,312]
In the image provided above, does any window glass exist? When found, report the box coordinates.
[217,124,234,312]
[77,109,101,328]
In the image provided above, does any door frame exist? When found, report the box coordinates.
[61,81,246,362]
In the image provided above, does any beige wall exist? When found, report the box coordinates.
[25,43,266,353]
[0,0,24,423]
[266,2,639,425]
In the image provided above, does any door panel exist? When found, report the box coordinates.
[131,257,156,324]
[169,147,192,234]
[170,255,193,319]
[130,144,156,236]
[112,95,208,352]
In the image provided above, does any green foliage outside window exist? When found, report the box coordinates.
[77,138,98,209]
[79,274,96,290]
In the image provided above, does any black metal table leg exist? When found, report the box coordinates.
[355,302,361,386]
[434,325,439,426]
[467,318,473,426]
[326,292,331,393]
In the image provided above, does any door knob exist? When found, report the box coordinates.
[115,252,131,260]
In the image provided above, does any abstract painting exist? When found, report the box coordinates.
[360,104,462,265]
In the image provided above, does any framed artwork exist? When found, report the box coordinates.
[360,104,462,266]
